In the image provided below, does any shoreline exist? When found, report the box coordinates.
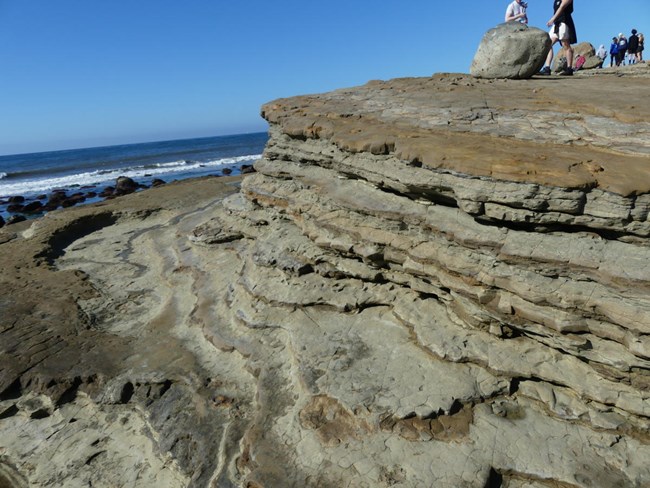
[0,166,254,227]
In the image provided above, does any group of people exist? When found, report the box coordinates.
[505,0,645,75]
[606,30,644,67]
[505,0,577,76]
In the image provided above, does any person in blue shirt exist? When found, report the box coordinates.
[609,37,619,67]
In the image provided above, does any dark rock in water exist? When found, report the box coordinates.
[151,179,166,187]
[6,215,26,225]
[36,194,47,200]
[241,165,256,174]
[7,204,25,213]
[99,186,115,198]
[44,191,68,211]
[23,201,44,213]
[61,194,86,208]
[0,215,4,228]
[8,196,25,204]
[81,185,96,189]
[115,176,138,196]
[86,191,97,198]
[222,168,232,176]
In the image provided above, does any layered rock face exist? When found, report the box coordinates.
[201,70,650,486]
[1,69,650,487]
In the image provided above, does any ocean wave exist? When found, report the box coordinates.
[0,172,6,180]
[0,154,261,198]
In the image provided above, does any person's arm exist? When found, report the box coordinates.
[547,0,572,26]
[505,4,526,21]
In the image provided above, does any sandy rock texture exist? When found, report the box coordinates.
[1,68,650,487]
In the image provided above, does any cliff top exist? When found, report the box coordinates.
[262,65,650,196]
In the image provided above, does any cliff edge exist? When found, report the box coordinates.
[1,67,650,487]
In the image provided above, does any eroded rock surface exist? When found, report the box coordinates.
[2,71,650,487]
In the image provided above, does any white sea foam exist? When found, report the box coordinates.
[0,172,6,180]
[0,154,261,198]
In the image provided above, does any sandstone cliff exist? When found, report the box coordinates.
[1,66,650,487]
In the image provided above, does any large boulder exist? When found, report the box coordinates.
[552,42,602,71]
[471,22,552,79]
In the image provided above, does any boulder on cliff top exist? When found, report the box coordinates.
[471,22,551,79]
[552,42,601,71]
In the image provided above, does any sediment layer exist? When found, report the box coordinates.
[1,67,650,487]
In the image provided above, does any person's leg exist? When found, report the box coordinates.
[563,39,573,69]
[544,35,559,66]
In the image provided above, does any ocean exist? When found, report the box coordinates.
[0,131,267,221]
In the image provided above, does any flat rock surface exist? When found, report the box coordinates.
[263,64,650,195]
[2,69,650,487]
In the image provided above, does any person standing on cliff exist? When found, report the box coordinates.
[636,33,644,63]
[596,44,607,67]
[609,37,620,67]
[627,29,639,65]
[616,33,628,66]
[505,0,528,23]
[538,0,577,76]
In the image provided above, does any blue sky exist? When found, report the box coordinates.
[0,0,647,155]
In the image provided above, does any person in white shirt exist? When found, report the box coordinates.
[505,0,528,23]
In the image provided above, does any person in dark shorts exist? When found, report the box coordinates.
[539,0,577,76]
[627,29,639,65]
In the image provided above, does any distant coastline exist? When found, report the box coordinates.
[0,131,268,223]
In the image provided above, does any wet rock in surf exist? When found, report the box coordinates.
[115,176,138,196]
[7,204,25,213]
[6,215,26,225]
[22,201,44,213]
